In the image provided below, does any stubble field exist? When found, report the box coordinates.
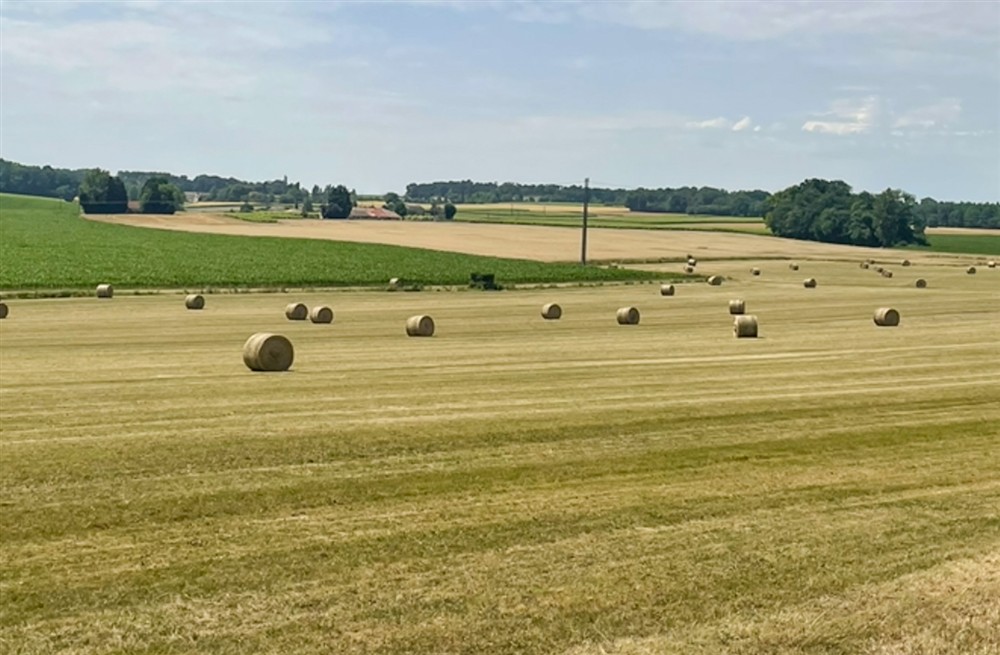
[1,259,998,654]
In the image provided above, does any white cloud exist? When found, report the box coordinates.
[731,116,752,131]
[891,99,961,129]
[753,125,762,132]
[687,117,730,129]
[802,96,878,135]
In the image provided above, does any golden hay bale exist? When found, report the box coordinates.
[285,302,308,320]
[707,275,723,286]
[789,263,799,271]
[184,294,205,310]
[406,314,435,337]
[687,258,697,266]
[388,277,402,290]
[616,306,640,325]
[861,263,870,270]
[803,278,817,288]
[684,265,695,274]
[988,261,996,268]
[750,267,761,276]
[915,278,927,288]
[901,259,911,267]
[733,315,758,338]
[242,333,294,372]
[967,266,977,275]
[659,284,675,296]
[728,299,746,315]
[309,305,334,324]
[96,284,113,298]
[882,270,893,278]
[873,307,900,327]
[541,302,562,320]
[0,302,7,319]
[874,265,884,273]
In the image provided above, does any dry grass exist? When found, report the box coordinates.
[1,266,998,654]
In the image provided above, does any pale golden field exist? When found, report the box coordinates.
[1,258,998,654]
[86,213,979,266]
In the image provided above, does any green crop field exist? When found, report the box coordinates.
[911,234,1000,256]
[1,258,998,654]
[454,205,768,233]
[0,195,661,291]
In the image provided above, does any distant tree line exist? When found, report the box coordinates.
[2,159,996,228]
[404,180,770,217]
[765,179,929,247]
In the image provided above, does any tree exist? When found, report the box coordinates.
[383,192,408,217]
[78,169,128,214]
[139,176,183,214]
[301,197,313,217]
[321,184,353,219]
[444,202,457,220]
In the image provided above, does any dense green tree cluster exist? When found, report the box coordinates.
[321,185,354,219]
[625,186,770,216]
[382,192,408,217]
[764,179,926,247]
[0,159,88,200]
[915,198,999,228]
[78,169,129,214]
[138,176,185,214]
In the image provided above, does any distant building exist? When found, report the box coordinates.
[348,207,402,220]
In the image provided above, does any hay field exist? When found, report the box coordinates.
[2,260,998,654]
[88,212,975,265]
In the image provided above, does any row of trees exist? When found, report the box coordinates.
[404,180,769,217]
[78,169,185,214]
[764,179,926,247]
[2,159,996,227]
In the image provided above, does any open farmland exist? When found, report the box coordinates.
[0,195,660,291]
[1,259,999,654]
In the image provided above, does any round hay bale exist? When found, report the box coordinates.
[405,314,435,337]
[901,259,911,267]
[728,299,746,315]
[659,284,675,296]
[750,267,761,276]
[803,278,817,288]
[874,266,884,273]
[881,270,893,278]
[873,307,900,327]
[0,302,7,319]
[687,258,697,267]
[242,333,294,372]
[789,263,799,271]
[184,294,205,310]
[988,261,996,268]
[309,305,334,324]
[967,266,977,275]
[388,277,402,290]
[285,302,308,320]
[683,265,695,274]
[707,275,723,286]
[541,302,562,320]
[96,284,113,299]
[915,278,927,288]
[861,263,870,270]
[733,315,758,338]
[616,306,640,325]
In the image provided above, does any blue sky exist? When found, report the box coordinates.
[1,0,998,201]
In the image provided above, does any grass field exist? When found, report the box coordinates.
[910,233,1000,256]
[2,259,998,654]
[0,195,661,291]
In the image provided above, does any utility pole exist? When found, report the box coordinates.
[581,177,590,266]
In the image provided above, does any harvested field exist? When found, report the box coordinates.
[86,213,971,265]
[1,263,998,654]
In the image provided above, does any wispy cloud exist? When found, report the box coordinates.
[731,116,753,132]
[687,117,731,130]
[802,97,878,135]
[891,99,961,129]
